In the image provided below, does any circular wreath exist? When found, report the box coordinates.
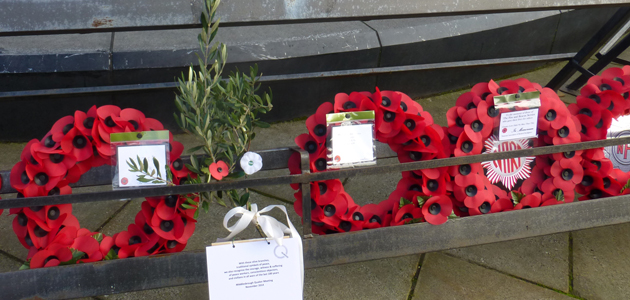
[289,66,630,234]
[8,105,197,268]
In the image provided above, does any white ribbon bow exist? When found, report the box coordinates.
[216,204,304,285]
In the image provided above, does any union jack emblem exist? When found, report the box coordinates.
[481,136,534,190]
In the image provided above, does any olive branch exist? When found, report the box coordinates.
[126,156,175,186]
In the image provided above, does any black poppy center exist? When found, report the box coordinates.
[624,92,629,99]
[471,120,483,132]
[49,153,64,164]
[419,135,430,147]
[456,117,464,127]
[558,126,570,138]
[143,223,154,235]
[545,109,557,121]
[400,101,408,112]
[595,118,604,129]
[589,189,603,199]
[608,100,615,111]
[172,158,183,171]
[160,220,174,232]
[401,213,413,220]
[34,172,49,186]
[217,167,223,173]
[427,180,439,191]
[324,205,336,217]
[581,125,587,134]
[352,212,364,221]
[465,185,477,197]
[17,213,28,227]
[466,102,476,110]
[129,236,142,245]
[479,202,491,214]
[381,96,391,107]
[563,151,575,159]
[342,101,357,110]
[459,164,472,176]
[25,234,34,247]
[44,135,55,148]
[303,141,318,154]
[44,256,59,266]
[384,111,396,122]
[600,84,612,91]
[20,171,30,184]
[315,158,326,171]
[487,106,498,118]
[166,240,178,249]
[462,141,473,153]
[428,203,441,215]
[84,117,95,129]
[129,120,139,130]
[318,182,327,195]
[578,108,592,117]
[30,206,43,212]
[581,175,594,187]
[404,119,415,131]
[310,199,317,210]
[165,195,178,208]
[369,215,382,224]
[104,116,116,127]
[448,134,458,144]
[34,225,48,238]
[339,221,352,232]
[62,124,73,135]
[409,184,422,192]
[592,160,602,170]
[603,177,611,189]
[409,151,422,161]
[561,169,574,181]
[73,135,87,149]
[589,94,602,104]
[314,124,326,137]
[615,77,625,86]
[497,87,509,94]
[47,207,60,220]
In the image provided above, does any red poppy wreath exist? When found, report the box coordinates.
[8,105,197,268]
[290,67,630,234]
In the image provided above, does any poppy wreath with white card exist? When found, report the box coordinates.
[8,105,198,268]
[290,69,630,235]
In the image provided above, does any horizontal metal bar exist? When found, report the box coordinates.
[1,0,629,36]
[3,193,630,299]
[0,136,627,210]
[0,53,575,100]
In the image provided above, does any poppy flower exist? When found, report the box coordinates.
[375,107,405,141]
[10,161,41,196]
[491,198,514,213]
[490,79,521,95]
[422,172,449,196]
[71,234,103,263]
[135,235,164,257]
[514,78,543,92]
[446,106,468,136]
[455,92,482,110]
[295,133,325,161]
[99,235,115,257]
[170,152,191,180]
[29,243,73,268]
[95,105,133,143]
[467,197,496,216]
[541,178,576,203]
[513,193,542,210]
[306,102,333,144]
[391,113,426,144]
[176,213,197,244]
[550,159,584,190]
[548,119,580,145]
[538,97,569,131]
[398,92,421,117]
[588,67,630,93]
[422,195,453,225]
[453,174,491,208]
[74,105,98,137]
[462,108,493,143]
[118,108,146,131]
[454,131,483,157]
[582,158,613,177]
[354,204,388,229]
[23,160,63,193]
[60,127,93,162]
[47,116,76,143]
[453,163,482,187]
[392,203,422,226]
[155,195,183,221]
[150,210,185,241]
[142,118,165,131]
[552,150,583,165]
[451,199,470,217]
[312,180,342,206]
[163,239,187,253]
[115,224,150,259]
[209,160,229,180]
[333,91,372,113]
[240,152,263,175]
[308,146,328,173]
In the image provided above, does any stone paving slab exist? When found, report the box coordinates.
[445,234,569,292]
[414,253,573,300]
[573,223,630,300]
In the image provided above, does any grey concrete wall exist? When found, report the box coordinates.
[0,8,622,141]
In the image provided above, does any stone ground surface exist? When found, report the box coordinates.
[1,59,630,299]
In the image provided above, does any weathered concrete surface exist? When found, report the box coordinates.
[414,253,574,300]
[573,223,630,300]
[445,234,570,292]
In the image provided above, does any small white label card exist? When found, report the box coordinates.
[116,144,168,187]
[331,123,375,165]
[498,108,540,141]
[206,237,303,300]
